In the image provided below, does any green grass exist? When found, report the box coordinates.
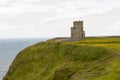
[3,37,120,80]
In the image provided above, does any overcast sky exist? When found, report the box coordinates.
[0,0,120,38]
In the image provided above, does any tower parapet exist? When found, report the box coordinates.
[73,21,83,28]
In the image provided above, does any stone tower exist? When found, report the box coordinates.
[71,21,85,41]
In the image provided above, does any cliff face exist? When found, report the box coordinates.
[3,38,120,80]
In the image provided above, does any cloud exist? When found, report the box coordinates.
[0,0,120,15]
[0,0,120,38]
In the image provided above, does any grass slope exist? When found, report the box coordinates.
[3,37,120,80]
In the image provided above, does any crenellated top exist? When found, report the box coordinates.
[73,21,83,28]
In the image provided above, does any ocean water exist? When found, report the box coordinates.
[0,38,47,80]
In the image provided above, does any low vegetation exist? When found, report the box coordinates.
[3,37,120,80]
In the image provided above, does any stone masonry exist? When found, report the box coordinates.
[71,21,85,41]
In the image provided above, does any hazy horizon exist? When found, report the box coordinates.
[0,0,120,38]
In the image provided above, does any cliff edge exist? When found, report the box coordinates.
[3,37,120,80]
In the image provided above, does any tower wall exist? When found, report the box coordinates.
[71,21,85,41]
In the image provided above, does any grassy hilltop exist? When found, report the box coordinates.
[3,37,120,80]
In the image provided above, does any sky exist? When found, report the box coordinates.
[0,0,120,38]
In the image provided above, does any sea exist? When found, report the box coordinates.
[0,38,47,80]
